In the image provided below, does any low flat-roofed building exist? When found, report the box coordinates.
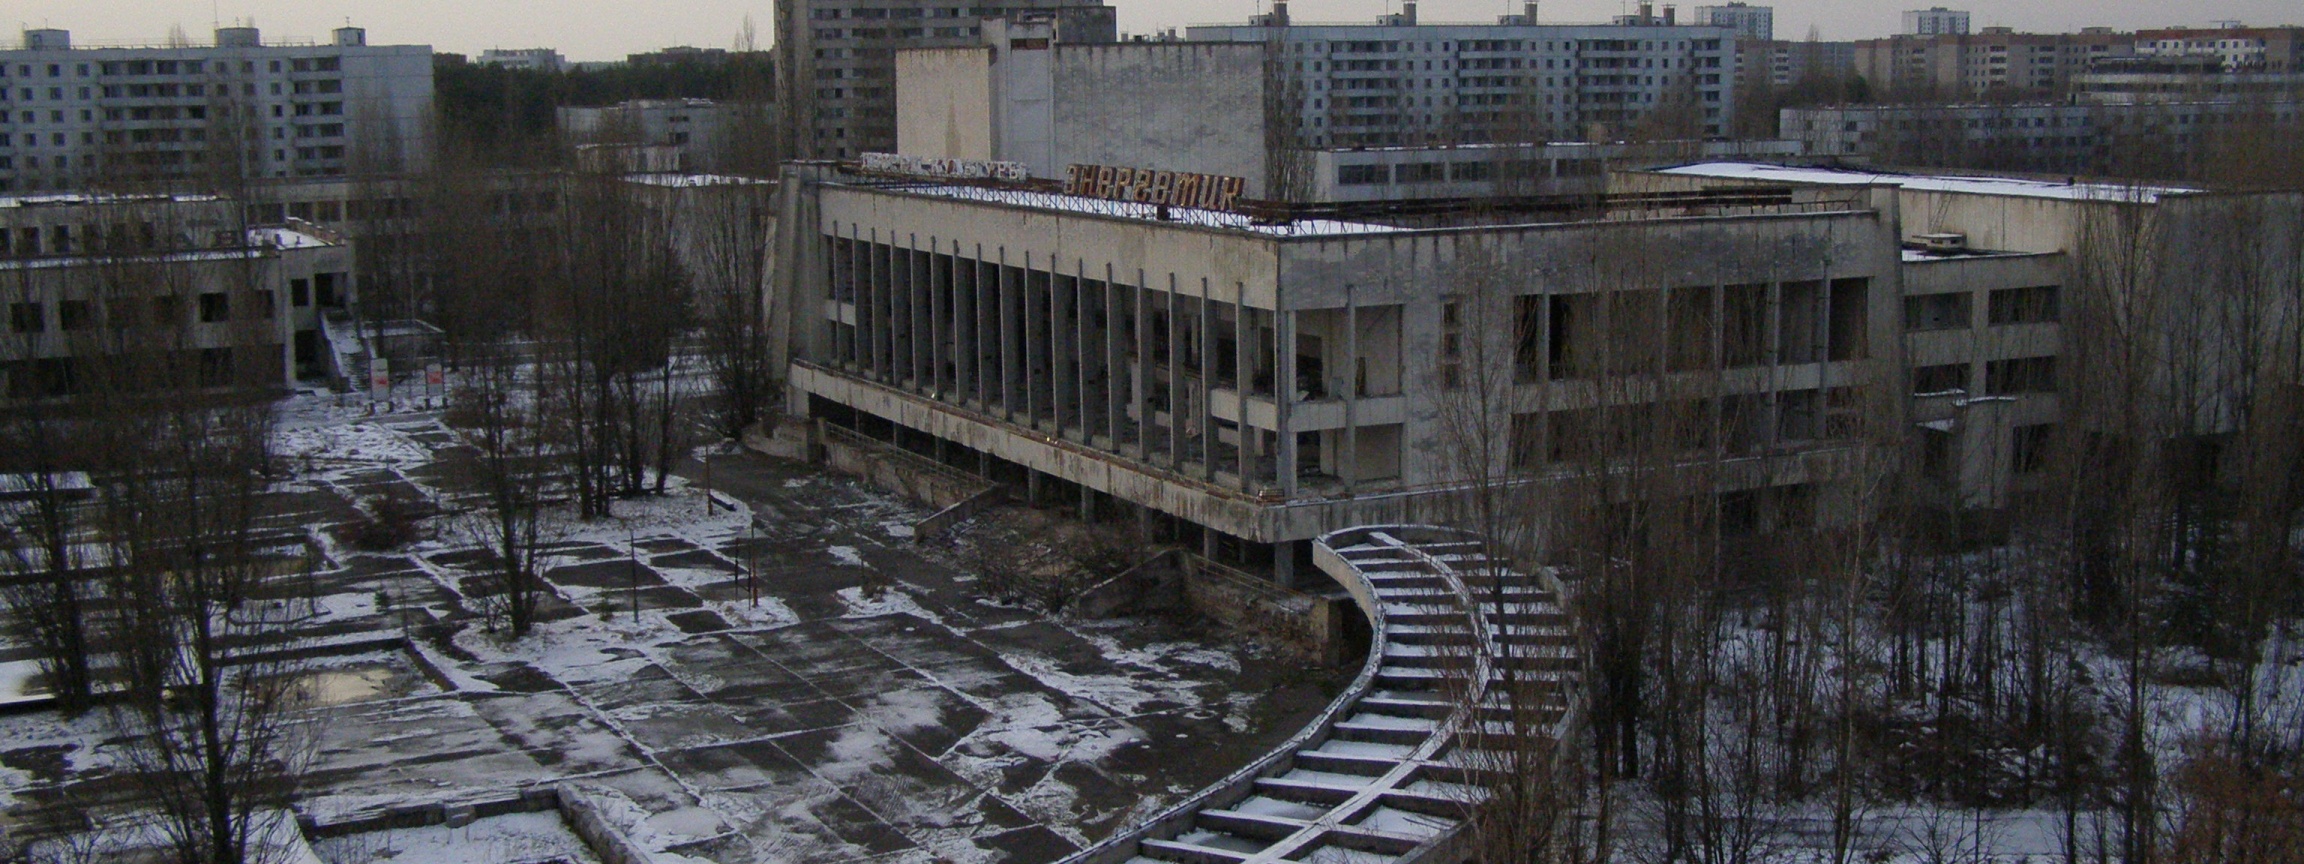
[0,192,350,397]
[771,161,1904,579]
[1621,161,2303,510]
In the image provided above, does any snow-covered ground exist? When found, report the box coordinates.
[0,392,1336,864]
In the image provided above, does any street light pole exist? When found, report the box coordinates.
[627,519,638,623]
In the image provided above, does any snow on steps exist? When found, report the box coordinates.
[1063,525,1583,864]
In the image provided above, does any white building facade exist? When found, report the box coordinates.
[1903,8,1972,36]
[1187,14,1739,143]
[0,26,433,192]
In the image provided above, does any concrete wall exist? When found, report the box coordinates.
[1048,43,1269,195]
[896,48,996,162]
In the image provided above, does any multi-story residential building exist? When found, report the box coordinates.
[2134,24,2304,71]
[0,192,351,397]
[1696,3,1775,41]
[0,26,432,193]
[1187,2,1740,143]
[1735,38,1859,89]
[2074,55,2304,104]
[476,48,567,73]
[1780,98,2301,174]
[1854,28,2132,100]
[1904,8,1971,37]
[774,0,1117,160]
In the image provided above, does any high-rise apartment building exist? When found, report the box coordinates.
[1855,28,2132,99]
[0,26,433,193]
[1696,3,1775,41]
[1904,8,1971,36]
[0,26,432,193]
[774,0,1117,160]
[1189,4,1739,143]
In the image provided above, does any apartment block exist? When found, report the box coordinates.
[1188,3,1740,143]
[775,0,1117,160]
[0,26,433,193]
[1696,3,1775,41]
[1904,8,1971,37]
[1854,28,2133,99]
[1781,100,2303,172]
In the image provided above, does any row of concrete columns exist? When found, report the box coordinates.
[826,228,1301,493]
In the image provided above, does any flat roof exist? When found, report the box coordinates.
[1652,162,2198,203]
[870,183,1398,237]
[0,192,221,209]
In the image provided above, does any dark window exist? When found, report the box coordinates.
[1985,356,2056,394]
[245,290,276,319]
[1904,292,1969,331]
[8,301,41,333]
[1912,363,1968,394]
[291,278,311,307]
[1338,164,1390,185]
[198,291,231,323]
[2012,423,2054,473]
[57,300,89,331]
[1987,285,2059,324]
[152,294,182,325]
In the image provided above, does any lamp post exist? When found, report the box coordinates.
[625,517,639,622]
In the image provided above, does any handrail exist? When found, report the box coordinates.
[1056,532,1392,864]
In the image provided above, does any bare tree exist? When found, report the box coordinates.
[446,340,561,638]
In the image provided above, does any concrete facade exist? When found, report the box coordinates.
[895,21,1270,190]
[775,0,1117,160]
[1623,162,2304,508]
[772,163,1904,569]
[1185,16,1738,143]
[0,193,349,397]
[0,26,433,192]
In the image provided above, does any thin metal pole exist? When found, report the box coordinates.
[628,520,638,622]
[748,520,758,608]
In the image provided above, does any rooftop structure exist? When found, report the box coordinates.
[774,0,1118,161]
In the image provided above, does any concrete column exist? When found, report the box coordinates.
[1201,525,1218,559]
[1104,264,1123,453]
[1021,253,1039,429]
[1075,260,1091,443]
[928,241,945,396]
[1235,301,1252,490]
[1051,267,1071,436]
[1273,540,1296,586]
[973,254,991,407]
[1133,272,1151,462]
[1344,291,1358,492]
[1278,309,1298,497]
[1027,469,1044,508]
[1079,484,1095,521]
[1200,278,1216,482]
[911,238,929,391]
[1167,274,1183,469]
[998,251,1018,422]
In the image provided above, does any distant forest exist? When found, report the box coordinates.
[432,53,774,156]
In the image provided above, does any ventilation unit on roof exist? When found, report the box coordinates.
[1912,232,1968,252]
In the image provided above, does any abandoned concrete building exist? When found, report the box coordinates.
[772,161,1908,580]
[1621,162,2304,514]
[0,192,350,398]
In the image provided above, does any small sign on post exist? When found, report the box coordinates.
[368,356,392,403]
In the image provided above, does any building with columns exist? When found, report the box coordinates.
[770,162,1903,580]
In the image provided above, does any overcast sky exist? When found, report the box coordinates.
[5,0,2297,62]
